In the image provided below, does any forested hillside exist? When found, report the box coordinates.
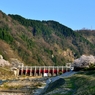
[0,10,95,66]
[77,29,95,45]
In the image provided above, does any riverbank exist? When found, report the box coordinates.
[0,67,77,95]
[1,69,95,95]
[43,70,95,95]
[0,76,48,95]
[34,71,77,95]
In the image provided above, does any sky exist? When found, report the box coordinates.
[0,0,95,30]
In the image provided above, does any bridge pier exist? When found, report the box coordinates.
[25,66,28,75]
[34,66,36,76]
[30,67,32,76]
[57,66,59,75]
[21,67,23,75]
[39,67,41,76]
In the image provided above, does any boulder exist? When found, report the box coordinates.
[0,55,10,66]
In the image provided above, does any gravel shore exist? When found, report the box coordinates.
[0,76,48,95]
[0,71,76,95]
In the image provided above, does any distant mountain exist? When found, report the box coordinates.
[0,10,95,66]
[77,29,95,45]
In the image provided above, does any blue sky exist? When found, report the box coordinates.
[0,0,95,30]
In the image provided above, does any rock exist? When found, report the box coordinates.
[0,55,10,66]
[10,58,24,67]
[62,49,74,62]
[0,55,3,59]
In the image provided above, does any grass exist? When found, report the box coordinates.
[71,71,95,95]
[45,78,65,94]
[44,70,95,95]
[2,83,23,90]
[66,70,95,95]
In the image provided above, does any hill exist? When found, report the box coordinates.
[77,29,95,45]
[0,10,95,66]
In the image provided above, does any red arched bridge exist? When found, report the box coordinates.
[18,63,73,76]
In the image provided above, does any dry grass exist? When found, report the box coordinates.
[0,67,15,80]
